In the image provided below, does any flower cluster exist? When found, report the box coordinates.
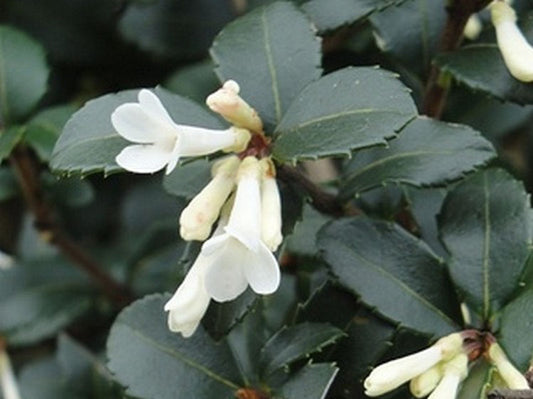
[111,80,283,337]
[364,331,529,398]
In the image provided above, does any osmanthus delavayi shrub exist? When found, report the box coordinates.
[0,0,533,398]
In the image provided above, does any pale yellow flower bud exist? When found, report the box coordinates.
[410,364,443,398]
[206,80,263,132]
[222,127,251,153]
[428,354,468,399]
[179,156,240,241]
[259,158,282,251]
[464,14,482,40]
[488,343,529,389]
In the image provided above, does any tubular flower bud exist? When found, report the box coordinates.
[488,343,530,389]
[464,14,482,40]
[491,1,533,82]
[201,156,280,302]
[206,80,263,133]
[179,156,240,241]
[428,354,468,399]
[410,364,444,398]
[112,89,251,175]
[364,333,464,397]
[259,158,283,251]
[0,350,21,399]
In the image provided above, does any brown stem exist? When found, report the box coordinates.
[422,0,493,118]
[277,164,357,217]
[9,146,132,306]
[488,389,533,399]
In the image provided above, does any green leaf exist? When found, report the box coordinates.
[25,104,77,161]
[340,117,495,198]
[318,216,461,336]
[164,61,220,104]
[0,257,94,346]
[119,0,234,59]
[499,289,533,371]
[285,204,332,257]
[50,87,223,176]
[211,1,322,130]
[41,173,94,208]
[259,322,344,376]
[370,0,446,77]
[19,357,77,399]
[203,289,257,341]
[278,362,338,399]
[0,25,49,125]
[163,159,212,199]
[107,294,243,399]
[457,360,494,399]
[0,126,24,162]
[439,169,531,320]
[302,0,408,32]
[436,24,533,105]
[272,67,417,162]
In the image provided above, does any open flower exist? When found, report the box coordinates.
[200,156,280,302]
[491,1,533,82]
[112,89,251,175]
[179,156,240,241]
[364,333,464,397]
[259,158,283,252]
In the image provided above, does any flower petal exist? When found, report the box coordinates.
[116,144,171,173]
[137,89,175,126]
[244,241,280,295]
[203,237,248,302]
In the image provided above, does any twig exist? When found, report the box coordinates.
[277,164,355,217]
[9,146,132,305]
[422,0,493,118]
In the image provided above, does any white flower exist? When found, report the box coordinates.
[488,342,530,389]
[364,333,463,397]
[0,350,21,399]
[259,158,282,251]
[491,1,533,82]
[179,156,240,241]
[464,14,482,40]
[410,364,444,398]
[112,89,251,175]
[201,156,280,302]
[206,80,263,133]
[428,354,468,399]
[0,251,14,270]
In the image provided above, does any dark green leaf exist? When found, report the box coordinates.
[50,87,223,176]
[25,104,77,161]
[259,322,344,376]
[163,159,212,199]
[318,216,461,336]
[211,1,322,130]
[370,0,446,76]
[41,173,94,208]
[457,359,494,399]
[341,117,495,198]
[272,67,417,162]
[119,0,234,59]
[285,205,332,257]
[278,362,338,399]
[439,169,530,320]
[19,357,78,399]
[499,289,533,371]
[0,126,24,162]
[436,13,533,106]
[302,0,408,32]
[0,25,49,125]
[107,294,243,399]
[203,289,257,341]
[164,61,220,104]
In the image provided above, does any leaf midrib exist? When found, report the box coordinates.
[482,173,491,320]
[330,237,457,331]
[53,133,121,157]
[123,323,241,390]
[261,7,282,123]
